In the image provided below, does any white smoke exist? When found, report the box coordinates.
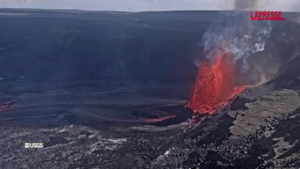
[200,12,274,72]
[193,58,201,67]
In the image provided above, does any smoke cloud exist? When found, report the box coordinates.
[198,10,300,87]
[200,12,274,70]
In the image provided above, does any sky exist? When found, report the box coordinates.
[0,0,299,12]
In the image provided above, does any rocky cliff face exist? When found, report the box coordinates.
[0,10,216,83]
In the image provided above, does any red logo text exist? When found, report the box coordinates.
[250,11,284,21]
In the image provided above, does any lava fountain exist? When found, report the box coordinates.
[185,11,300,115]
[186,50,246,115]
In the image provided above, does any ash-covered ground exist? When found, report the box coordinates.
[1,9,300,169]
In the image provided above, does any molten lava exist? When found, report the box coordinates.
[0,100,15,111]
[186,50,246,115]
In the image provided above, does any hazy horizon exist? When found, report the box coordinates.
[0,0,299,12]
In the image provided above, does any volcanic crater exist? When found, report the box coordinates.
[0,9,300,169]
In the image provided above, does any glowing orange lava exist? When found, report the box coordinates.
[186,50,246,115]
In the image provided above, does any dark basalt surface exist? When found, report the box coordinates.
[1,9,300,169]
[0,9,216,83]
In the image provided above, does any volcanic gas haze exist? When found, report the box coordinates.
[187,12,300,115]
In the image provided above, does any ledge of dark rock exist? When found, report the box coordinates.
[153,106,194,126]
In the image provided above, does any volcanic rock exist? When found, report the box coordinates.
[154,106,194,126]
[1,9,300,169]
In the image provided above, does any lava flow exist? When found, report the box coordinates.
[186,50,246,115]
[0,100,15,111]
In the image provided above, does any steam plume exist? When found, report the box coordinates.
[197,10,300,87]
[199,11,276,86]
[187,11,300,114]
